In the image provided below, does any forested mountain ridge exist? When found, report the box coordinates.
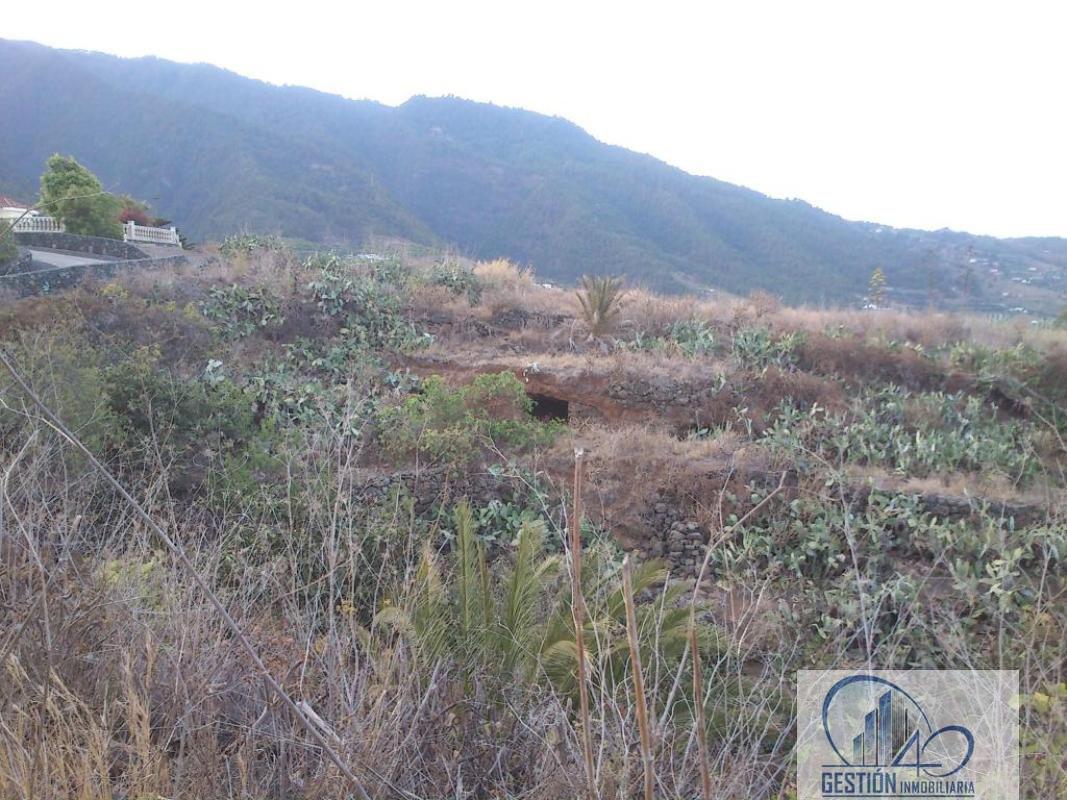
[2,38,1065,311]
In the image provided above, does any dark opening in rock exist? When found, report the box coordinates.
[528,392,569,422]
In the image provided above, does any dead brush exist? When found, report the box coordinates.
[482,279,574,320]
[745,289,783,320]
[2,256,1065,799]
[795,331,945,389]
[1,656,114,800]
[621,287,701,334]
[2,394,1060,797]
[0,387,788,798]
[407,281,472,320]
[472,257,535,290]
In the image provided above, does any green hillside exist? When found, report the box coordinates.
[2,38,1066,310]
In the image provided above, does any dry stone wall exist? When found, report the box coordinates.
[0,248,33,276]
[643,493,708,576]
[14,231,148,259]
[352,467,522,518]
[0,254,187,296]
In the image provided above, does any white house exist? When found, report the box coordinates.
[0,196,67,233]
[0,195,32,222]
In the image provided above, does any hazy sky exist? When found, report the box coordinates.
[5,1,1066,237]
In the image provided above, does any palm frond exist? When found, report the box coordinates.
[454,500,480,642]
[499,520,558,673]
[575,274,625,336]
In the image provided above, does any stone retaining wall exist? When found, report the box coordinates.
[353,467,522,519]
[0,248,33,276]
[606,375,715,412]
[0,254,187,296]
[642,490,719,576]
[14,231,147,260]
[640,482,1045,579]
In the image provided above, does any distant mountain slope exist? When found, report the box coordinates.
[0,40,431,246]
[2,38,1065,311]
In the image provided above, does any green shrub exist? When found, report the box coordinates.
[761,386,1040,481]
[732,326,803,370]
[712,478,1062,660]
[378,372,558,467]
[219,233,286,256]
[1019,682,1067,797]
[473,497,545,549]
[430,261,482,304]
[948,341,1042,382]
[304,253,429,350]
[0,330,121,455]
[667,318,716,356]
[0,223,17,267]
[627,318,717,357]
[200,284,283,339]
[104,349,263,478]
[369,255,409,288]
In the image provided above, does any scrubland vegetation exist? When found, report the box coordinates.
[0,224,16,267]
[0,245,1064,798]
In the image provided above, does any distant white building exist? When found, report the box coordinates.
[0,195,32,222]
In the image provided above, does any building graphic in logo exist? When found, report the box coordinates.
[850,682,917,768]
[797,670,1018,800]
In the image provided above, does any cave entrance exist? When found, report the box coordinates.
[528,392,569,423]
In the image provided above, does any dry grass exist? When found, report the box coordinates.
[843,463,1067,506]
[406,281,474,320]
[769,304,1067,353]
[796,332,946,390]
[410,342,728,379]
[572,420,744,467]
[1,247,1064,797]
[620,287,708,333]
[555,422,759,543]
[620,284,1063,355]
[121,248,302,305]
[472,257,535,289]
[0,410,802,800]
[482,282,575,319]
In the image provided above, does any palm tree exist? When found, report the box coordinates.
[375,500,558,680]
[377,501,721,726]
[576,275,625,336]
[539,548,690,701]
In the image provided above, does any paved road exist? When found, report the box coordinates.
[27,249,112,268]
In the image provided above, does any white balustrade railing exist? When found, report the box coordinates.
[123,221,181,246]
[10,216,182,247]
[12,215,65,233]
